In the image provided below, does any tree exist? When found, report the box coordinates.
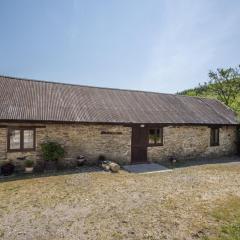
[205,65,240,107]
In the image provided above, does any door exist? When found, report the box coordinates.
[131,125,148,163]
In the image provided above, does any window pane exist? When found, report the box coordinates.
[24,130,34,149]
[149,128,163,145]
[9,129,20,149]
[214,129,217,143]
[210,128,219,146]
[210,129,214,145]
[214,129,219,145]
[155,129,161,144]
[149,129,155,144]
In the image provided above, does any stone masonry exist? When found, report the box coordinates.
[36,124,132,166]
[0,124,132,168]
[148,126,237,163]
[0,124,237,168]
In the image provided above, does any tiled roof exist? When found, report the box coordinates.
[0,76,238,125]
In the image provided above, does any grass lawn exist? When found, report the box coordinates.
[0,159,240,240]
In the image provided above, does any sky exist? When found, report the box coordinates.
[0,0,239,93]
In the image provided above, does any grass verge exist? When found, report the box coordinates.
[203,196,240,240]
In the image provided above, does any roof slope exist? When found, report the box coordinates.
[0,76,238,125]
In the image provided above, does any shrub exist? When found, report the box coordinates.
[41,141,65,162]
[24,159,34,168]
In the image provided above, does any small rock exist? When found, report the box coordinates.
[109,162,120,173]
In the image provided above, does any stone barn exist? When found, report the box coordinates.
[0,76,238,168]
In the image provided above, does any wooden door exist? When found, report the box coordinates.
[131,125,148,163]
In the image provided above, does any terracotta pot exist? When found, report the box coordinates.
[25,167,33,173]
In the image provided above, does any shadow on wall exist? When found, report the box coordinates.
[237,126,240,155]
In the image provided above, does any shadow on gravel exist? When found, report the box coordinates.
[1,156,240,182]
[161,155,240,169]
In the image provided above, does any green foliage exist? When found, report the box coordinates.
[207,66,240,107]
[24,159,34,167]
[41,141,65,161]
[178,65,240,115]
[178,84,209,96]
[220,224,240,240]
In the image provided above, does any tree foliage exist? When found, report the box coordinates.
[178,65,240,113]
[204,66,240,107]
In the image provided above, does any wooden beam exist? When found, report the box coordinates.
[0,122,46,128]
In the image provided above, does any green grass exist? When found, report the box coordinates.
[203,197,240,240]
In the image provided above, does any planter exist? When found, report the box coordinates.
[77,158,86,166]
[25,167,34,173]
[1,163,15,176]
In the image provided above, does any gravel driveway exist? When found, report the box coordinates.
[0,157,240,240]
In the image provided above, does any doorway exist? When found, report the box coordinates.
[131,125,148,163]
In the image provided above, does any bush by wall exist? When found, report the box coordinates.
[41,141,65,162]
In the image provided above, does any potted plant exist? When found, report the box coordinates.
[169,156,177,168]
[41,141,65,171]
[24,159,34,173]
[76,155,86,166]
[1,161,15,176]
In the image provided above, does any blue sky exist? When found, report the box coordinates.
[0,0,239,93]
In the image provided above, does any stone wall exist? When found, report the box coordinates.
[0,124,132,167]
[0,123,238,169]
[148,126,237,163]
[0,128,7,161]
[36,124,132,166]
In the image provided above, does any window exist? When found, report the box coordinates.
[210,127,219,146]
[148,128,163,146]
[9,129,21,150]
[24,130,34,149]
[8,128,35,151]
